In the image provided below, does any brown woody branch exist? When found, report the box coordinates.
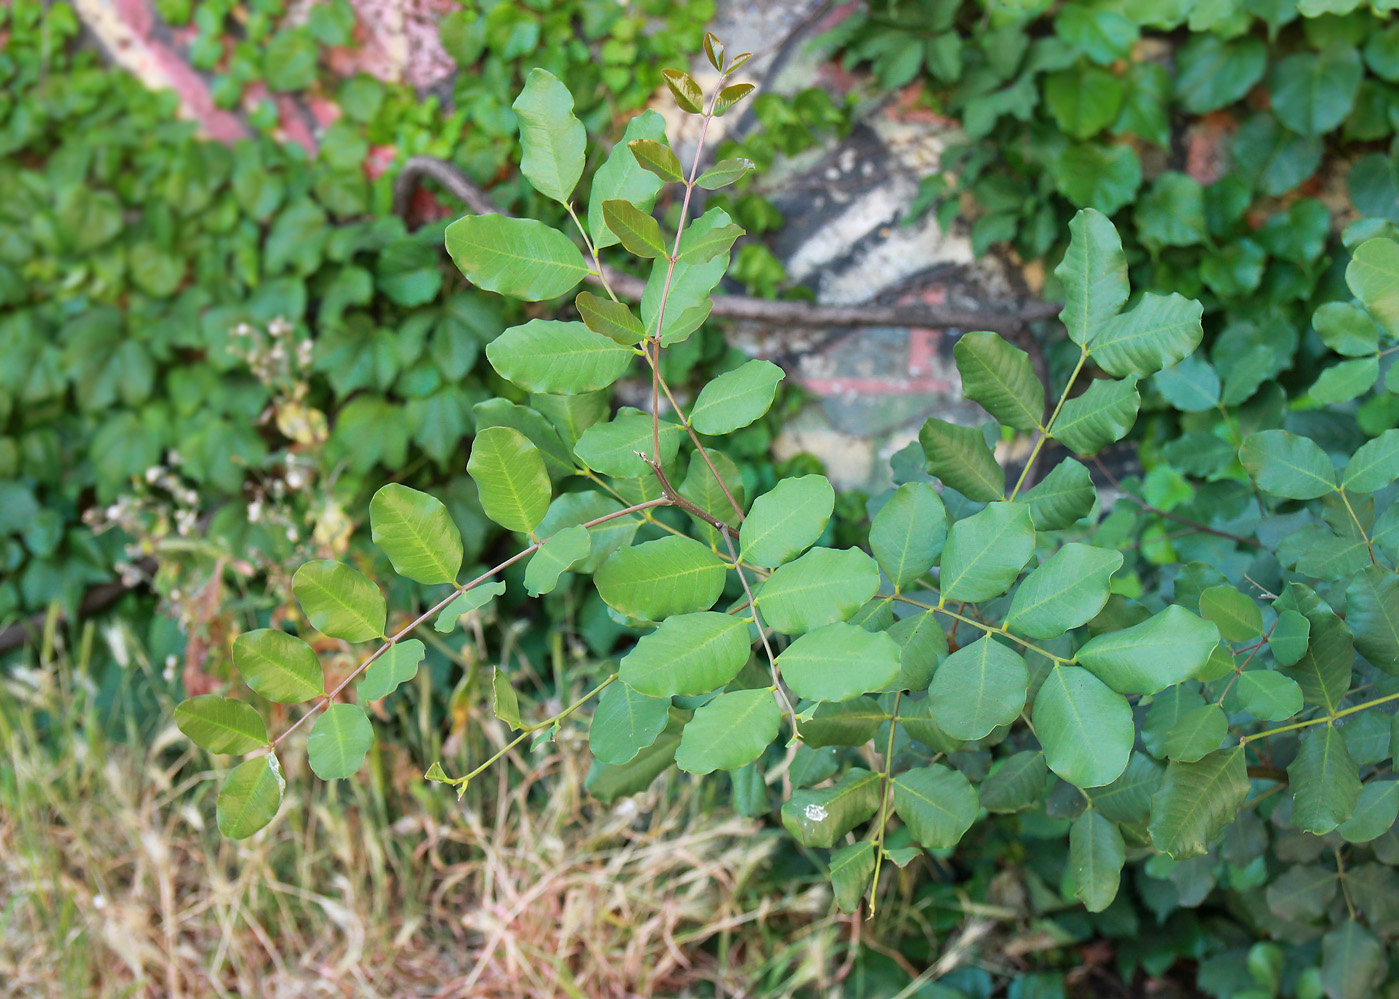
[393,155,1060,336]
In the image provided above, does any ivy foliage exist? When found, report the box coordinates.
[0,0,737,627]
[170,43,1399,997]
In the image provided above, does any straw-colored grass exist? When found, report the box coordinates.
[0,619,852,999]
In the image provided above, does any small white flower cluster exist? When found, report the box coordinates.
[228,316,314,392]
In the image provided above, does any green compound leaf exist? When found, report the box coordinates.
[675,688,781,775]
[217,754,285,839]
[1022,458,1096,530]
[799,697,884,747]
[928,635,1027,741]
[778,622,901,703]
[690,359,785,435]
[740,474,834,568]
[1070,809,1125,913]
[628,138,684,182]
[1076,605,1220,695]
[1198,586,1263,642]
[1240,429,1337,499]
[1337,781,1399,844]
[918,417,1005,502]
[1228,670,1303,721]
[782,769,881,848]
[756,547,881,634]
[1321,921,1385,999]
[620,611,751,697]
[601,199,666,258]
[596,536,727,621]
[445,215,589,302]
[1270,48,1362,137]
[307,702,375,780]
[1347,237,1399,335]
[938,501,1035,602]
[1161,703,1228,763]
[892,764,979,850]
[1006,543,1123,639]
[1314,301,1379,357]
[175,696,269,755]
[1343,428,1399,493]
[589,110,667,250]
[679,222,745,264]
[524,525,591,597]
[576,291,647,346]
[953,331,1045,430]
[233,629,326,703]
[1148,747,1249,859]
[1310,357,1378,406]
[512,68,586,204]
[486,319,635,395]
[434,582,506,633]
[1345,565,1399,671]
[696,157,755,190]
[473,398,577,482]
[1056,208,1128,349]
[589,682,669,766]
[1089,752,1163,824]
[1051,376,1140,456]
[573,408,684,477]
[1289,726,1361,836]
[642,209,734,344]
[467,426,552,534]
[887,611,947,691]
[293,560,387,643]
[829,840,876,914]
[358,639,425,702]
[980,751,1049,813]
[1034,665,1132,788]
[369,483,463,586]
[871,483,947,590]
[1088,293,1204,378]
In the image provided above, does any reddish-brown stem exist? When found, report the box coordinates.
[269,497,672,748]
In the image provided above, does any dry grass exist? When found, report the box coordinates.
[0,620,851,999]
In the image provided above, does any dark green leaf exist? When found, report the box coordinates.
[1148,747,1248,859]
[939,501,1035,602]
[954,331,1045,430]
[1057,209,1128,349]
[595,536,727,621]
[1071,810,1125,912]
[1289,726,1361,835]
[619,611,751,697]
[1022,459,1096,530]
[928,635,1027,740]
[675,688,781,774]
[757,547,881,634]
[870,483,947,589]
[1051,376,1140,456]
[601,199,667,258]
[918,418,1004,501]
[781,768,882,847]
[1077,605,1220,695]
[1034,665,1133,788]
[573,408,684,477]
[590,682,669,766]
[779,622,901,702]
[1240,430,1337,499]
[696,158,755,190]
[740,475,834,568]
[590,111,668,249]
[524,525,591,596]
[892,764,979,849]
[486,319,635,395]
[980,751,1049,813]
[1006,543,1123,639]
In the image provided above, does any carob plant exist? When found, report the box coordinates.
[174,38,1399,961]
